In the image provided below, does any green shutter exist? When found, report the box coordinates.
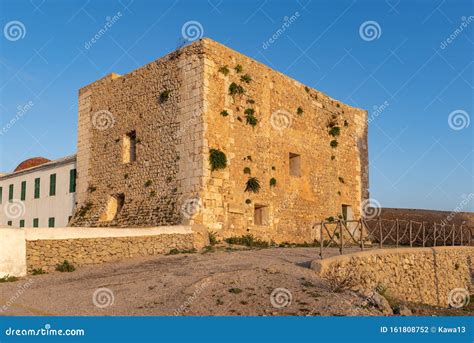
[0,186,2,204]
[49,174,56,196]
[33,218,39,227]
[69,169,77,193]
[19,219,25,228]
[21,181,26,201]
[8,184,13,202]
[7,221,12,226]
[34,178,40,199]
[48,217,55,228]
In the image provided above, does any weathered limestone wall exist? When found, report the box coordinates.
[198,39,368,243]
[72,44,205,227]
[311,247,474,306]
[0,228,26,277]
[24,227,195,273]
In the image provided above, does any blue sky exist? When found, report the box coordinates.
[0,0,472,211]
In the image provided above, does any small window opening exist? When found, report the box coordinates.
[123,131,137,163]
[342,205,354,221]
[100,193,125,222]
[289,152,301,177]
[254,204,269,226]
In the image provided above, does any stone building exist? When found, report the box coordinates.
[0,155,76,228]
[71,38,368,243]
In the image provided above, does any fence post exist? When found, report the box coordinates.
[452,224,455,246]
[319,221,323,259]
[422,222,426,247]
[433,223,437,247]
[339,221,343,255]
[409,220,413,247]
[396,219,399,248]
[360,219,364,251]
[378,218,383,249]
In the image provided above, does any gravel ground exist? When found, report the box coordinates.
[0,246,470,316]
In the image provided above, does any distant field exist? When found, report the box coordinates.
[379,208,474,227]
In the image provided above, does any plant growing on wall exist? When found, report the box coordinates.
[240,74,252,83]
[234,64,243,73]
[245,199,252,204]
[245,177,261,193]
[329,126,340,137]
[270,177,277,187]
[338,177,345,184]
[209,148,227,171]
[330,140,338,148]
[297,107,304,115]
[229,82,245,96]
[159,90,171,103]
[218,65,230,75]
[244,108,258,127]
[220,110,229,117]
[243,167,251,174]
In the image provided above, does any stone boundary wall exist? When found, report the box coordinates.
[1,227,196,276]
[311,246,474,306]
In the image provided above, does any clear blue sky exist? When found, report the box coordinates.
[0,0,472,211]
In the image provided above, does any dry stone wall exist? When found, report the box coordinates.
[26,233,194,273]
[311,247,474,306]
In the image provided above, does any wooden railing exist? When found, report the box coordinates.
[312,218,472,259]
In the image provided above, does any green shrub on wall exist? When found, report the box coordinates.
[245,177,261,193]
[209,149,227,171]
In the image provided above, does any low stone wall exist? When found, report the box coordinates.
[1,226,197,276]
[311,247,474,306]
[26,234,194,273]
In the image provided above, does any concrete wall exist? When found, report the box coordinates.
[0,226,195,276]
[311,247,474,306]
[0,158,76,228]
[0,228,26,277]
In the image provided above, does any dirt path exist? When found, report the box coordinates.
[0,246,469,316]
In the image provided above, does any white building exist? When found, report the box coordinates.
[0,155,76,228]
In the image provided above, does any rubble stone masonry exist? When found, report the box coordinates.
[71,38,368,243]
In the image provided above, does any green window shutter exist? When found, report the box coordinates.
[69,169,77,193]
[49,174,56,196]
[48,217,55,228]
[19,219,25,228]
[21,181,26,201]
[0,186,2,204]
[7,221,12,226]
[33,218,39,227]
[34,178,40,199]
[8,184,13,202]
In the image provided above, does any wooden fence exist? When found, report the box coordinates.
[312,218,472,259]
